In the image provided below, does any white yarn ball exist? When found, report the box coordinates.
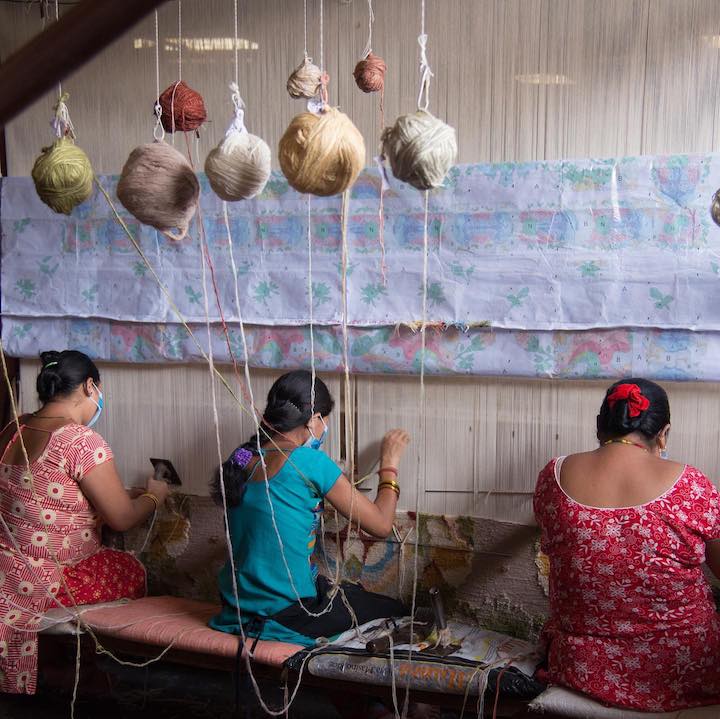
[381,109,457,191]
[205,130,271,201]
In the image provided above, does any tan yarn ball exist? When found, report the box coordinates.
[278,107,365,197]
[381,109,457,191]
[31,137,94,215]
[117,142,199,241]
[286,57,323,99]
[205,131,271,201]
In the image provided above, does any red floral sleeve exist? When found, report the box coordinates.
[679,466,720,542]
[65,428,113,482]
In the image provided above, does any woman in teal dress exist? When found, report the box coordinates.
[210,370,410,646]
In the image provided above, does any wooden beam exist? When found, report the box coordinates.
[0,0,168,126]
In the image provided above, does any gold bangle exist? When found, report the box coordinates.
[378,478,400,491]
[378,482,400,497]
[140,492,159,511]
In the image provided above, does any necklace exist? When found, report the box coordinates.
[603,438,648,452]
[31,412,72,421]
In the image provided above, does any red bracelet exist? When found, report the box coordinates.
[378,467,398,477]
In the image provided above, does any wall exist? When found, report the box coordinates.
[19,360,720,523]
[8,1,720,526]
[2,0,720,174]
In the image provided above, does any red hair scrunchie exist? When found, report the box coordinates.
[607,383,650,418]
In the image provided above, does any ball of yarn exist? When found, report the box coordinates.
[278,107,365,197]
[31,137,94,215]
[159,81,207,133]
[711,190,720,228]
[117,142,199,241]
[353,52,387,93]
[205,131,271,201]
[381,110,457,191]
[286,57,323,99]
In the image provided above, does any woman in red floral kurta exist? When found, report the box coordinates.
[0,350,169,694]
[535,378,720,712]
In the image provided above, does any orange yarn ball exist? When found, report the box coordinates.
[353,52,387,93]
[158,81,207,133]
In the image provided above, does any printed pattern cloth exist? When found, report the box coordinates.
[0,423,144,695]
[4,154,720,379]
[534,458,720,711]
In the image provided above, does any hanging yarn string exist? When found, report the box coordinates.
[381,9,456,191]
[31,93,93,215]
[205,83,271,201]
[117,142,199,241]
[353,1,386,94]
[278,107,365,197]
[158,80,207,134]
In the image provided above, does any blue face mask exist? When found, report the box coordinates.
[304,417,328,450]
[660,449,669,460]
[87,383,104,428]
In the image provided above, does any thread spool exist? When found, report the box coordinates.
[286,57,323,99]
[205,132,271,201]
[117,141,199,241]
[31,137,94,215]
[278,107,365,197]
[353,52,386,94]
[381,109,457,191]
[158,81,207,133]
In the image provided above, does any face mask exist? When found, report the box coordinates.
[87,382,104,428]
[304,416,328,450]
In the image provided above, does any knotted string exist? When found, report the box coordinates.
[416,33,433,111]
[51,92,75,140]
[153,10,165,141]
[361,0,374,59]
[227,82,247,136]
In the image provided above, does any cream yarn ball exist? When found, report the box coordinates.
[286,57,323,99]
[278,107,365,197]
[381,109,457,191]
[117,141,199,241]
[205,130,271,201]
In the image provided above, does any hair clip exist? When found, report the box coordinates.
[43,361,59,369]
[231,447,254,468]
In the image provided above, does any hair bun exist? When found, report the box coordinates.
[39,350,62,368]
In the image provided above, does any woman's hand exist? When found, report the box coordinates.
[380,429,410,471]
[145,476,170,505]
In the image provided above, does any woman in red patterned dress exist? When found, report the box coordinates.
[534,378,720,712]
[0,350,170,694]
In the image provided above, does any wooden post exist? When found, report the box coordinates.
[0,0,167,126]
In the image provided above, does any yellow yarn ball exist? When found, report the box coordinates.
[31,137,94,215]
[278,108,365,197]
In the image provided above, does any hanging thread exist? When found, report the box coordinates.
[381,0,457,191]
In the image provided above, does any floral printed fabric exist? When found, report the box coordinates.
[0,423,143,695]
[534,458,720,711]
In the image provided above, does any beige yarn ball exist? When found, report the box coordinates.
[286,57,323,99]
[205,130,271,201]
[278,107,365,197]
[31,137,94,215]
[381,109,457,191]
[117,141,199,241]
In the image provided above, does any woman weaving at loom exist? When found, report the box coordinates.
[210,369,409,646]
[0,350,169,694]
[534,378,720,712]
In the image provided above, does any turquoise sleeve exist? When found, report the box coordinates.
[294,447,342,496]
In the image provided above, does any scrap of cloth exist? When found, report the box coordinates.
[0,423,145,694]
[534,458,720,712]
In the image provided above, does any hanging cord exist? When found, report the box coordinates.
[51,92,75,140]
[303,0,309,60]
[233,0,239,87]
[307,195,317,415]
[416,0,433,111]
[401,190,429,719]
[228,82,246,135]
[177,0,182,81]
[361,0,374,58]
[53,0,62,100]
[153,9,165,141]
